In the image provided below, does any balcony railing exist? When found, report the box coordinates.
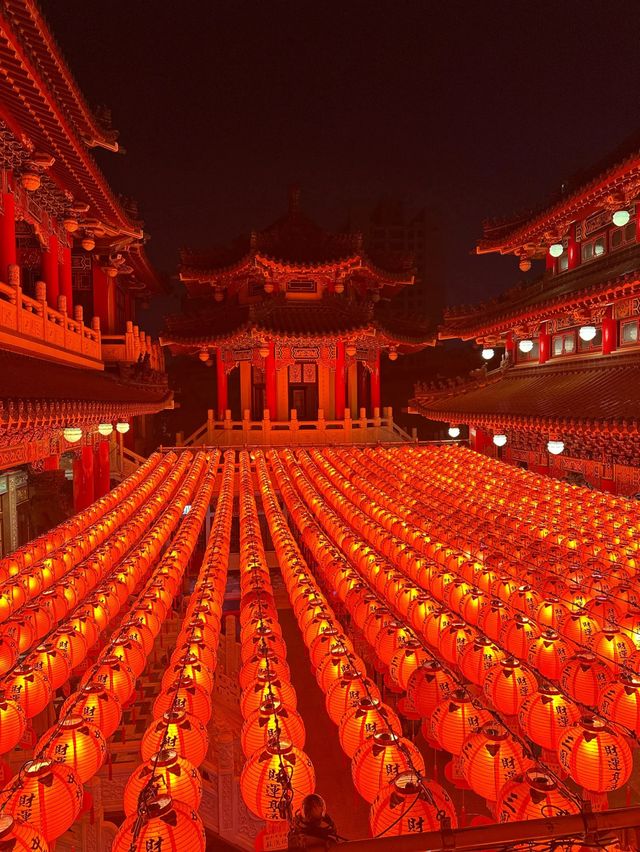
[0,266,101,366]
[101,321,165,372]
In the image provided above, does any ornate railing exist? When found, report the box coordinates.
[101,321,165,371]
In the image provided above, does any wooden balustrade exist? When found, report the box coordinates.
[101,321,165,370]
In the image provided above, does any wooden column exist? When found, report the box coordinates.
[276,366,288,420]
[334,341,346,420]
[42,455,59,471]
[539,322,551,364]
[347,362,358,418]
[73,446,95,512]
[357,362,369,416]
[0,189,16,280]
[265,342,277,420]
[216,348,228,419]
[504,331,515,363]
[239,362,251,416]
[602,306,617,355]
[59,245,73,312]
[92,263,109,331]
[94,440,110,497]
[42,233,59,305]
[567,222,581,270]
[370,350,381,413]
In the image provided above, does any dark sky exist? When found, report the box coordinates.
[41,0,640,307]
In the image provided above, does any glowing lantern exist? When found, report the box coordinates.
[240,673,298,718]
[308,630,353,669]
[526,629,571,681]
[162,655,214,693]
[589,628,635,674]
[1,758,83,842]
[388,641,430,690]
[519,684,581,752]
[315,645,363,692]
[557,717,632,792]
[62,681,122,738]
[37,715,106,782]
[496,768,580,822]
[240,741,315,820]
[483,658,537,716]
[28,643,71,691]
[325,670,381,724]
[0,815,49,852]
[352,732,424,804]
[241,629,287,663]
[112,796,205,852]
[430,689,492,755]
[241,700,306,756]
[477,598,508,642]
[562,610,599,647]
[0,691,26,753]
[460,637,505,686]
[120,619,155,655]
[424,608,452,649]
[406,661,454,719]
[123,750,202,817]
[370,771,457,836]
[141,711,209,765]
[153,677,213,724]
[338,697,402,758]
[0,635,18,676]
[501,614,539,660]
[461,723,532,800]
[599,672,640,736]
[7,664,51,719]
[177,638,217,671]
[438,622,477,666]
[560,652,612,706]
[83,656,136,706]
[111,636,147,678]
[52,630,85,673]
[536,596,569,631]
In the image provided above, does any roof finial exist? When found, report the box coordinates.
[288,184,301,215]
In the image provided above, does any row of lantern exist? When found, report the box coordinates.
[257,450,459,836]
[293,448,637,787]
[0,451,163,580]
[346,445,640,643]
[236,451,317,825]
[112,451,232,852]
[0,452,184,686]
[0,452,191,748]
[271,449,633,816]
[0,452,212,846]
[62,421,130,444]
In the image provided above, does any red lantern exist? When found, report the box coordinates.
[123,750,202,816]
[52,626,88,669]
[407,661,455,720]
[153,677,212,724]
[500,614,539,660]
[240,673,298,719]
[28,643,71,691]
[111,636,147,678]
[352,732,424,803]
[240,741,315,820]
[1,758,83,842]
[557,716,632,792]
[7,664,51,719]
[527,629,571,681]
[430,689,492,755]
[241,700,306,756]
[560,652,613,706]
[496,768,580,822]
[37,715,106,782]
[459,637,505,686]
[370,771,457,836]
[239,653,290,691]
[82,656,136,706]
[599,672,640,736]
[483,657,538,716]
[0,690,26,754]
[62,681,123,738]
[388,641,430,690]
[325,670,381,725]
[141,710,209,765]
[162,654,214,693]
[0,814,49,850]
[518,684,581,752]
[589,628,635,674]
[460,723,532,800]
[338,697,402,758]
[112,796,206,852]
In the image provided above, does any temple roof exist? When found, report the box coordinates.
[441,242,640,340]
[410,355,640,432]
[477,131,640,256]
[161,297,434,352]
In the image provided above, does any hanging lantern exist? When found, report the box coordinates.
[351,732,424,804]
[0,815,49,852]
[7,664,52,719]
[98,423,114,436]
[162,654,215,694]
[240,741,315,820]
[239,653,290,691]
[430,689,492,756]
[459,636,505,686]
[599,672,640,736]
[438,622,476,666]
[241,700,306,756]
[460,723,532,801]
[388,641,430,690]
[370,771,457,836]
[62,681,123,738]
[37,715,106,783]
[325,670,381,725]
[483,657,538,716]
[501,614,539,659]
[557,716,632,792]
[589,628,635,674]
[496,768,580,822]
[493,434,507,447]
[315,645,364,692]
[240,673,298,718]
[123,750,202,817]
[153,677,213,724]
[338,697,402,758]
[561,609,599,647]
[28,643,72,691]
[116,422,130,434]
[141,711,209,764]
[526,629,571,681]
[448,426,461,438]
[52,626,88,669]
[112,796,206,852]
[519,684,581,752]
[407,661,455,719]
[111,636,147,679]
[481,348,495,361]
[83,656,136,706]
[63,427,83,443]
[1,759,83,842]
[0,691,26,754]
[560,652,613,706]
[374,622,414,667]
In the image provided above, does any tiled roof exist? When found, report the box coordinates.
[410,355,640,430]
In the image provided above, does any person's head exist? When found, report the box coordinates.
[301,793,326,822]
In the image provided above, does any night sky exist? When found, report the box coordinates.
[42,1,640,310]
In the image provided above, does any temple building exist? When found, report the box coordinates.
[411,134,640,494]
[0,0,171,552]
[161,188,433,437]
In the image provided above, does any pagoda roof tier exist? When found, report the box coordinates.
[0,1,163,293]
[440,241,640,341]
[477,132,640,257]
[179,190,414,298]
[410,355,640,433]
[161,297,434,354]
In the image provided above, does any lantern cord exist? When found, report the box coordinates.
[271,449,584,811]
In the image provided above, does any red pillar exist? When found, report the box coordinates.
[602,306,616,355]
[600,476,616,494]
[216,348,228,419]
[545,251,555,273]
[335,341,346,419]
[72,456,84,513]
[504,331,515,362]
[539,322,551,364]
[470,425,491,453]
[42,455,59,471]
[371,350,381,413]
[357,362,369,415]
[42,233,59,305]
[93,263,111,331]
[567,223,581,270]
[0,189,16,280]
[94,440,110,497]
[59,245,73,311]
[82,444,95,507]
[265,341,277,420]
